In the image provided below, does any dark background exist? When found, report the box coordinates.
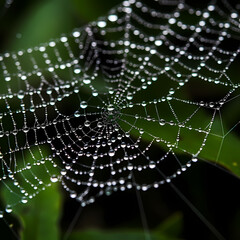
[0,0,240,240]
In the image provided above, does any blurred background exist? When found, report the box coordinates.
[0,0,240,240]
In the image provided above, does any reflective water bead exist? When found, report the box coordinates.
[83,79,91,84]
[168,18,176,24]
[61,169,67,176]
[5,205,12,213]
[74,111,80,117]
[154,40,163,46]
[17,90,24,99]
[84,120,90,127]
[50,175,58,183]
[108,14,118,22]
[92,91,98,97]
[74,67,81,74]
[159,119,166,126]
[149,161,156,169]
[98,21,106,28]
[192,156,198,162]
[108,149,115,157]
[80,101,88,109]
[21,197,28,204]
[107,104,115,112]
[72,31,81,38]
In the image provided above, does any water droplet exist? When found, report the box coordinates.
[0,211,3,218]
[108,149,115,157]
[74,67,81,74]
[97,21,106,28]
[70,192,77,198]
[127,93,133,100]
[84,120,90,127]
[80,101,88,109]
[168,18,176,24]
[97,122,103,128]
[192,156,198,162]
[5,76,11,82]
[61,169,67,176]
[72,31,81,38]
[108,14,118,22]
[154,40,163,46]
[17,90,24,99]
[127,163,133,171]
[83,79,91,84]
[21,197,28,204]
[92,91,98,97]
[50,175,58,183]
[5,205,12,213]
[74,111,80,117]
[149,161,156,169]
[159,119,166,126]
[107,104,115,112]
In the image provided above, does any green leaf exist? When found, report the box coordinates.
[9,0,74,50]
[156,212,183,237]
[67,213,183,240]
[2,183,61,240]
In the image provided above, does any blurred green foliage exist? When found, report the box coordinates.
[1,0,240,239]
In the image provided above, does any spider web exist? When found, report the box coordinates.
[0,0,239,222]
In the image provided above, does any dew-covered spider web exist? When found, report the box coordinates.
[0,0,240,230]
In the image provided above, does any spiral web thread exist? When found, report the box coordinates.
[0,0,239,220]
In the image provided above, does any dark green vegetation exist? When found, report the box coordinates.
[0,0,240,240]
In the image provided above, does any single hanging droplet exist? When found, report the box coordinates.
[50,175,58,183]
[155,40,163,46]
[107,104,115,112]
[108,14,118,22]
[21,197,28,204]
[74,111,80,118]
[83,79,91,85]
[80,101,88,109]
[5,205,12,213]
[149,161,156,169]
[108,149,115,157]
[74,66,81,74]
[0,211,3,218]
[61,169,67,176]
[17,90,24,99]
[84,120,90,127]
[98,21,106,28]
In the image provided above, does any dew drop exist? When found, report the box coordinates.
[74,111,80,118]
[50,175,58,183]
[72,31,81,38]
[74,67,81,74]
[154,40,163,46]
[149,161,156,169]
[108,149,115,157]
[84,120,90,127]
[108,14,118,22]
[70,192,77,199]
[80,101,88,109]
[83,79,91,84]
[61,169,67,176]
[21,197,28,204]
[5,205,12,213]
[159,119,166,126]
[17,90,24,99]
[107,104,115,112]
[127,163,133,171]
[192,156,198,162]
[97,21,106,28]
